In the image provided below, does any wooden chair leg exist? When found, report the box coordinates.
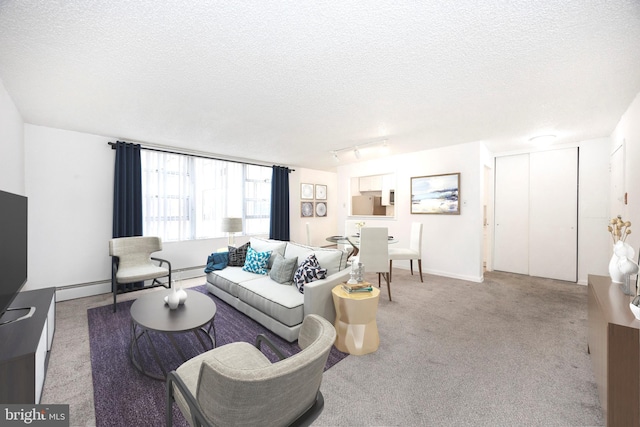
[389,260,393,282]
[418,259,423,283]
[384,272,391,301]
[410,260,414,276]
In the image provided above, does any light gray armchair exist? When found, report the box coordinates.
[109,236,171,312]
[166,314,336,427]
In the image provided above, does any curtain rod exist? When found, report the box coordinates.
[108,141,294,171]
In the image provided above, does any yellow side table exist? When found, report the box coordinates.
[331,284,380,355]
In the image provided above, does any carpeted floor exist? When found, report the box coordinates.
[87,285,347,427]
[42,270,605,426]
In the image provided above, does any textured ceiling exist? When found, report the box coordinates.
[1,1,639,170]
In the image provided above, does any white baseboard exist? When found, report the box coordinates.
[55,266,207,302]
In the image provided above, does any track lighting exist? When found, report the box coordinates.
[329,138,390,161]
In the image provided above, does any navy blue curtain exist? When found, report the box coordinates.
[270,166,290,241]
[112,141,143,238]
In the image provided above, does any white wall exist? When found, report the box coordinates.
[289,168,338,247]
[0,78,24,194]
[578,138,611,284]
[611,91,640,258]
[23,125,232,298]
[337,141,486,282]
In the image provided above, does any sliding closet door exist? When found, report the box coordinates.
[493,148,578,282]
[529,148,578,282]
[494,154,530,275]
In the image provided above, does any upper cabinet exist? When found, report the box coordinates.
[351,173,396,217]
[359,175,383,192]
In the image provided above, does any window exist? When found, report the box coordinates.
[141,151,271,242]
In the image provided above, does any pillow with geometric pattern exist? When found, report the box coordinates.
[228,242,250,267]
[242,246,272,275]
[292,254,327,294]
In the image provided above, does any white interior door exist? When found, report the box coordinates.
[494,154,530,275]
[529,148,578,281]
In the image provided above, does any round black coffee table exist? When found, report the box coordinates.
[129,289,216,380]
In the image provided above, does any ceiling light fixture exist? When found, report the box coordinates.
[529,134,557,145]
[328,138,390,161]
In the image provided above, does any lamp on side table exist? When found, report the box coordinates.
[221,217,242,246]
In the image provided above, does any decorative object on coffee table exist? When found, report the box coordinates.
[130,289,216,380]
[165,288,180,309]
[176,286,188,305]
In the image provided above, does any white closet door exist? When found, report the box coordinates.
[494,154,530,275]
[529,148,578,281]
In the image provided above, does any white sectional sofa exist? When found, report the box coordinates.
[206,237,350,342]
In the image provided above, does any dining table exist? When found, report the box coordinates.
[325,234,398,259]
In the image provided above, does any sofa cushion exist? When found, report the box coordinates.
[269,255,298,285]
[206,267,262,297]
[242,247,272,275]
[228,242,250,266]
[236,276,304,327]
[284,242,346,276]
[292,254,327,294]
[249,237,287,269]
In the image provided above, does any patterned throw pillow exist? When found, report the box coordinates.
[269,255,298,285]
[242,247,272,275]
[228,242,250,266]
[292,254,327,294]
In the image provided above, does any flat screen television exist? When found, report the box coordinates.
[0,190,28,322]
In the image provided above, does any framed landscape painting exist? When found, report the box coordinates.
[411,173,460,214]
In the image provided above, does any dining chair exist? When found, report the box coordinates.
[355,227,392,301]
[389,222,423,282]
[340,220,360,254]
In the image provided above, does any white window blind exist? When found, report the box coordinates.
[141,151,271,242]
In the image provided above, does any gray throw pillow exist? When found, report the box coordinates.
[269,255,298,285]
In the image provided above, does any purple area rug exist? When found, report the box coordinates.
[88,285,348,427]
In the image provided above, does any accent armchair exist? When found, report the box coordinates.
[166,314,336,427]
[109,236,172,312]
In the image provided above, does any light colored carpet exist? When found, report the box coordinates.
[41,270,604,426]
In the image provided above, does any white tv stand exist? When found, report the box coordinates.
[0,288,56,403]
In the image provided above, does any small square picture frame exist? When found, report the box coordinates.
[315,184,327,200]
[301,201,314,217]
[315,202,327,217]
[301,183,314,200]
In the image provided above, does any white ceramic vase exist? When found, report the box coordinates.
[609,252,625,284]
[177,286,188,305]
[167,288,180,309]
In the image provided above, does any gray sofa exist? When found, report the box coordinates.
[206,237,350,342]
